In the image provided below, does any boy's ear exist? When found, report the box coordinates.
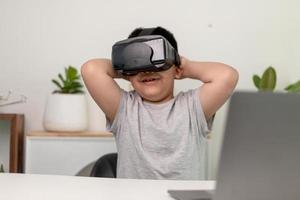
[174,66,183,79]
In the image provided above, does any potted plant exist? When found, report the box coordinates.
[43,66,88,132]
[252,66,277,92]
[253,66,300,94]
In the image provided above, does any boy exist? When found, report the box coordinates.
[81,26,239,180]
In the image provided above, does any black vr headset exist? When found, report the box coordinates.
[111,28,181,76]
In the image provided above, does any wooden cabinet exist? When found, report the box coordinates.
[25,131,117,176]
[0,113,24,173]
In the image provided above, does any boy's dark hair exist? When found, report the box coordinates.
[128,26,178,52]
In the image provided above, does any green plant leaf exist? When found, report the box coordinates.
[70,81,83,88]
[67,66,78,81]
[260,66,276,91]
[284,84,293,91]
[52,79,63,90]
[58,73,66,85]
[52,65,84,94]
[252,75,261,90]
[70,89,84,94]
[0,164,5,173]
[73,75,81,81]
[285,80,300,93]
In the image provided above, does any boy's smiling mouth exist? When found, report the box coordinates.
[142,77,159,82]
[139,75,161,84]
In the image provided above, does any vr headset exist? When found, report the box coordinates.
[111,28,180,76]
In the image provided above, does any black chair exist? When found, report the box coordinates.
[90,153,118,178]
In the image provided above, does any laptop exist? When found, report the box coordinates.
[168,91,300,200]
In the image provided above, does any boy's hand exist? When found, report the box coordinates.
[174,56,188,80]
[179,56,188,69]
[179,56,189,78]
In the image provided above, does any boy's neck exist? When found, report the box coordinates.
[142,93,174,105]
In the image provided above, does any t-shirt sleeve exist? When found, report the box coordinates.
[189,88,214,137]
[106,89,127,136]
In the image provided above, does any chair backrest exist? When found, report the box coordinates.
[90,153,118,178]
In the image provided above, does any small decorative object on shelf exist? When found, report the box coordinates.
[43,66,88,132]
[0,90,27,107]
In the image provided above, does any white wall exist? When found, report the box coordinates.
[1,0,299,178]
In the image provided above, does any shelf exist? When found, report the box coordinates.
[27,131,113,137]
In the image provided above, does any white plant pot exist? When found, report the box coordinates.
[43,94,88,132]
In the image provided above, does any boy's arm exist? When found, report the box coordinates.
[81,58,123,122]
[180,57,239,120]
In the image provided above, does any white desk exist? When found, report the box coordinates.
[0,174,215,200]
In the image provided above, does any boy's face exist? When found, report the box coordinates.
[128,66,183,103]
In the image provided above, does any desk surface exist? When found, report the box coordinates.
[0,173,215,200]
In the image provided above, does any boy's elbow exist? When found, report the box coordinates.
[230,67,239,86]
[81,60,96,77]
[222,66,239,90]
[81,58,114,78]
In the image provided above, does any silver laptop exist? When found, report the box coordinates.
[168,91,300,200]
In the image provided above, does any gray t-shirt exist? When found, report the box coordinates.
[107,88,212,180]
